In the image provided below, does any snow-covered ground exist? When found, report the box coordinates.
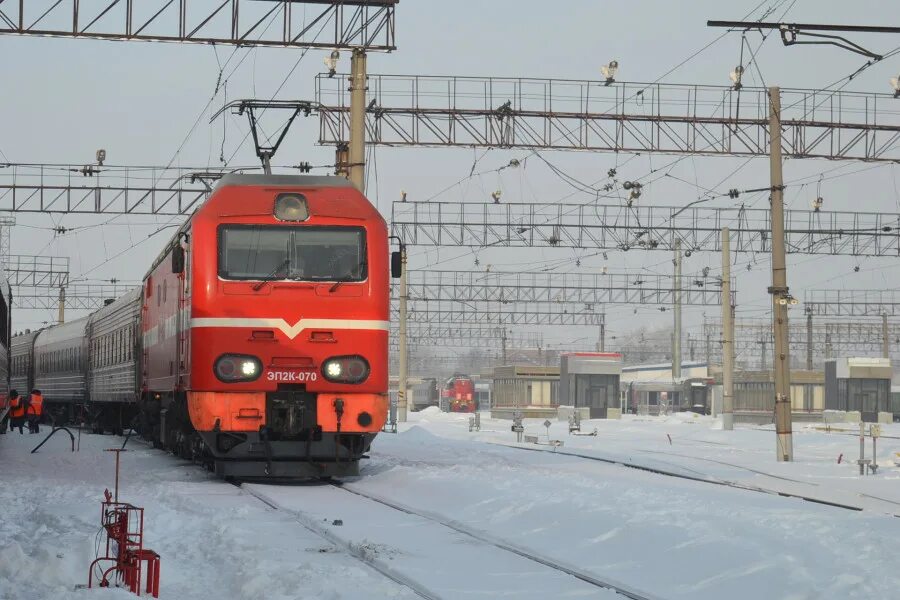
[2,412,899,599]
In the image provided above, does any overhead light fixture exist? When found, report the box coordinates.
[324,50,340,77]
[400,190,407,202]
[729,65,744,90]
[891,76,900,98]
[601,60,618,86]
[812,196,823,212]
[491,190,502,203]
[96,149,106,166]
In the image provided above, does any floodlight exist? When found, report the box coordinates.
[491,190,502,203]
[400,190,407,202]
[96,149,106,165]
[729,66,744,90]
[812,196,823,212]
[324,50,340,77]
[891,76,900,98]
[601,60,618,85]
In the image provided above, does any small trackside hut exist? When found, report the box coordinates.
[559,352,622,419]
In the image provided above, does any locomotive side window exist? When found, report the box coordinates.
[218,225,367,282]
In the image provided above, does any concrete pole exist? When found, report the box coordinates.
[397,248,408,423]
[882,313,889,358]
[806,310,814,370]
[769,87,793,462]
[57,286,65,324]
[673,239,682,381]
[721,227,734,431]
[348,49,367,192]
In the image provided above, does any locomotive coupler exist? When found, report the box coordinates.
[333,398,345,463]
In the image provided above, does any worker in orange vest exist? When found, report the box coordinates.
[8,390,25,434]
[26,389,43,434]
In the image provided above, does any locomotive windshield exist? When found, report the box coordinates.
[218,225,367,281]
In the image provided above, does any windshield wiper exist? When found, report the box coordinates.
[329,260,366,292]
[252,258,290,291]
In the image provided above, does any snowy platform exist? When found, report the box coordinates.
[2,412,900,599]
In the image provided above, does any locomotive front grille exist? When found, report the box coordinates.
[265,384,321,441]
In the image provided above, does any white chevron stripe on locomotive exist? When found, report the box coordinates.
[191,317,390,340]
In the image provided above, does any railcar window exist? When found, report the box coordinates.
[218,226,367,282]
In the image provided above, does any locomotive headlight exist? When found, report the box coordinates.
[274,193,309,222]
[241,360,259,377]
[322,356,370,384]
[215,354,263,383]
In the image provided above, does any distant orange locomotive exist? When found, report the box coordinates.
[441,374,476,413]
[12,175,392,478]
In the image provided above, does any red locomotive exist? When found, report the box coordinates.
[12,175,392,478]
[441,374,476,413]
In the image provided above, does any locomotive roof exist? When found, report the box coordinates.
[213,174,355,190]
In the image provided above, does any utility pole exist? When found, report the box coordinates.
[721,227,734,431]
[57,286,65,324]
[598,315,606,352]
[673,239,682,380]
[706,332,712,368]
[882,312,889,358]
[397,247,408,423]
[806,309,814,370]
[348,49,367,192]
[501,327,508,365]
[768,87,793,462]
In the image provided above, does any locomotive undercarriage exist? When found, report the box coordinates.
[137,386,372,479]
[205,385,373,479]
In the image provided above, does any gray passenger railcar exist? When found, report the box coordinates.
[10,329,38,396]
[88,289,141,410]
[32,317,90,420]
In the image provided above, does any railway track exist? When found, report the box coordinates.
[241,483,438,600]
[243,481,660,600]
[493,441,900,517]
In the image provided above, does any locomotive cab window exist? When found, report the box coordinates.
[218,225,367,282]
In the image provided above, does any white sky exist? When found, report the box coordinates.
[1,0,899,358]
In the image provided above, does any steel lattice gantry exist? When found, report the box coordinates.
[702,318,900,362]
[13,284,135,310]
[397,270,730,306]
[391,201,900,256]
[0,183,209,215]
[389,330,544,350]
[317,75,900,162]
[0,1,397,50]
[390,301,604,326]
[5,255,69,287]
[804,289,900,317]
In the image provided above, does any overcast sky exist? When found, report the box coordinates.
[1,0,899,360]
